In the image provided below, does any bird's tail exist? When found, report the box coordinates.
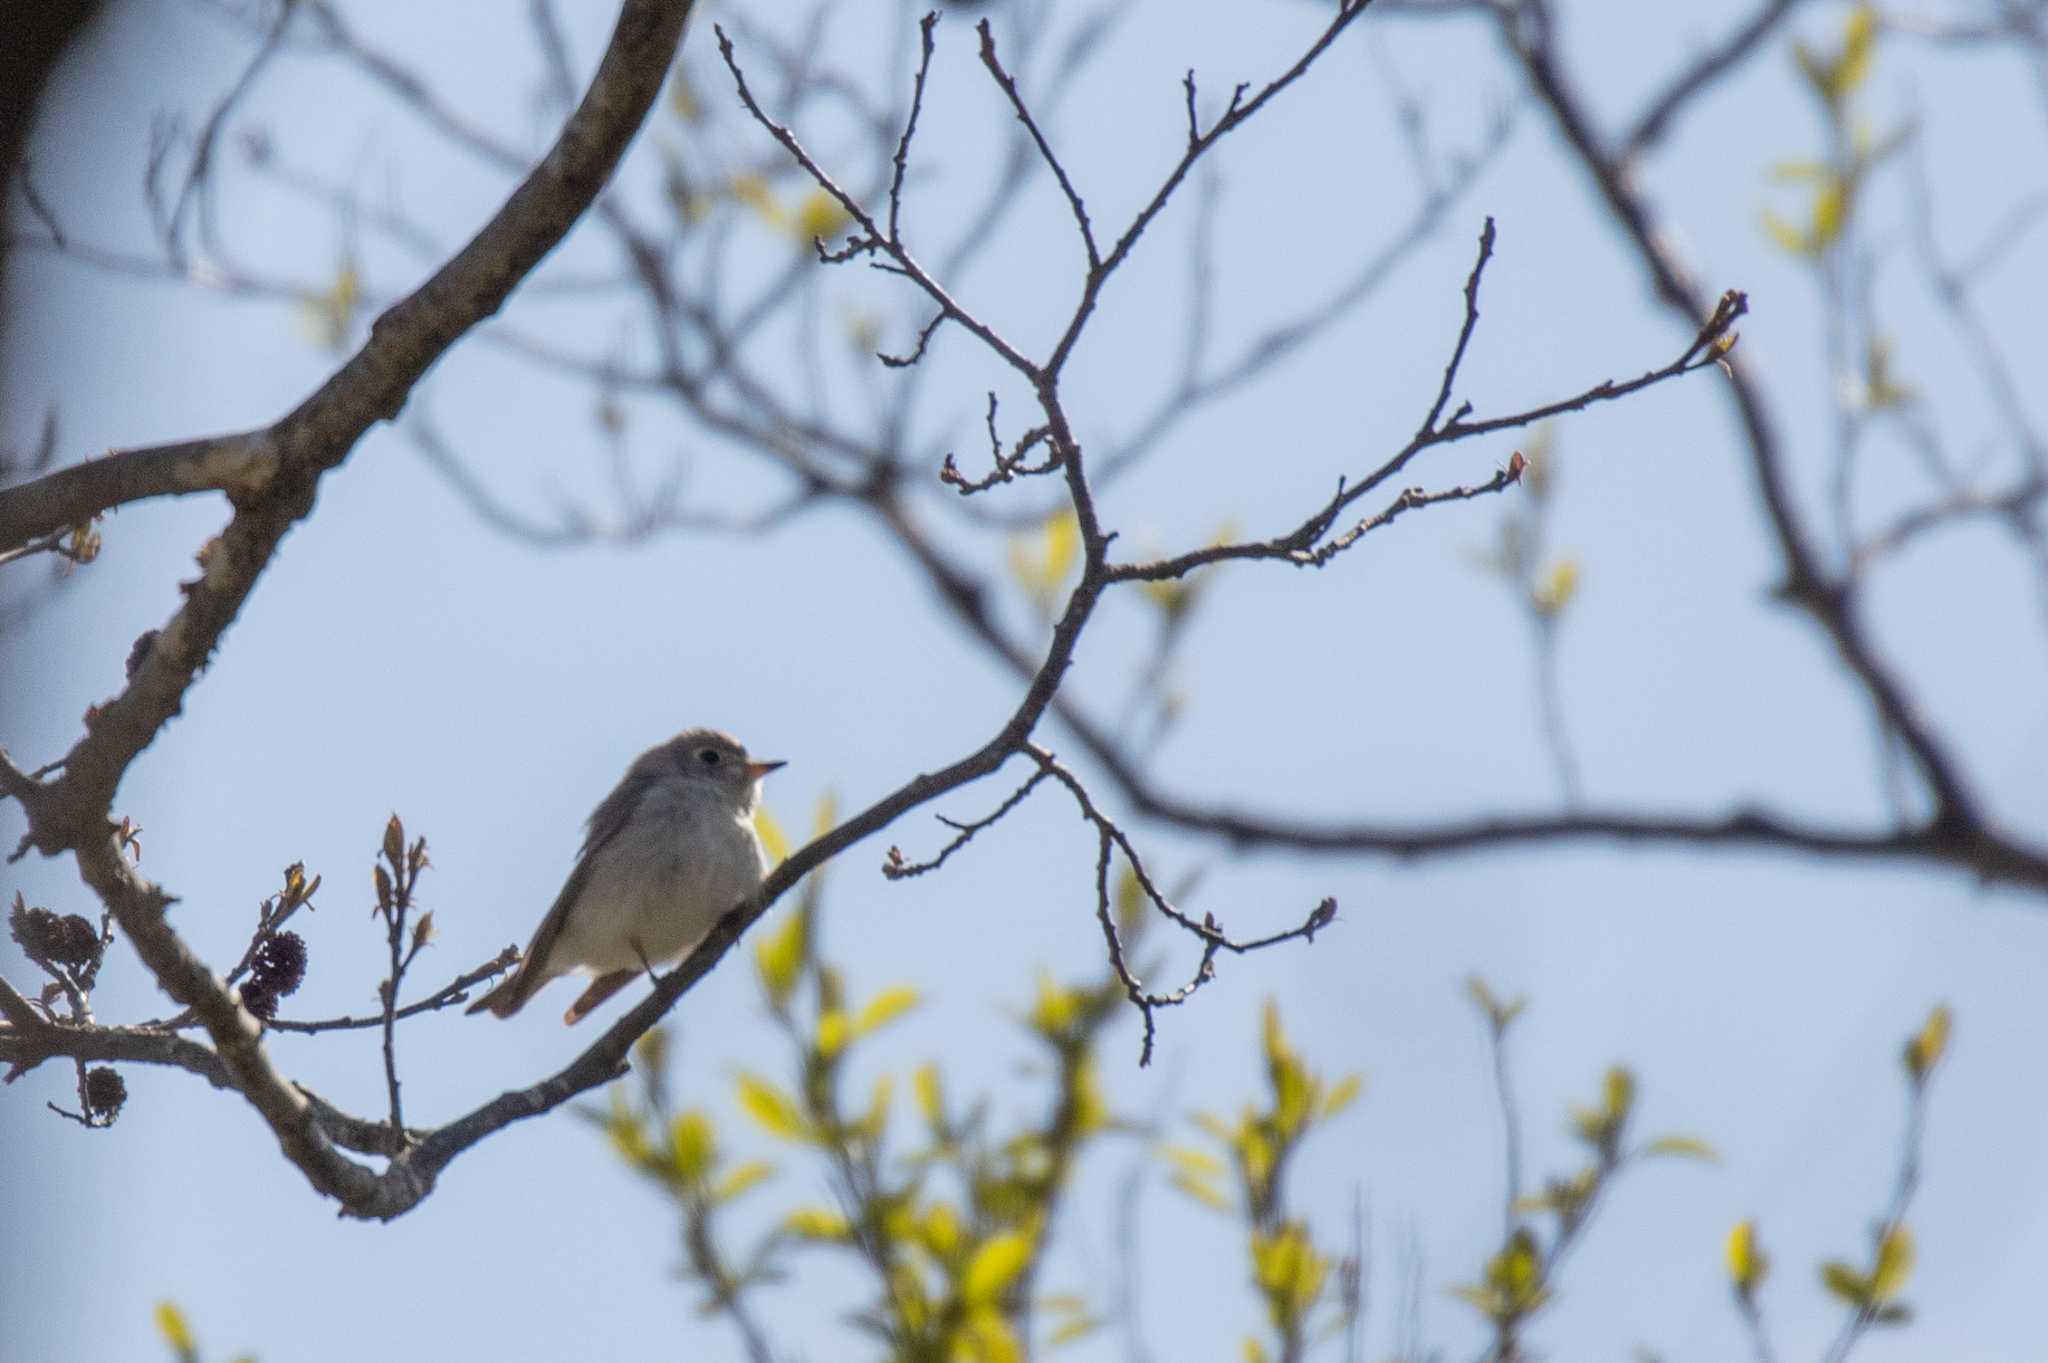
[465,964,532,1018]
[562,969,637,1025]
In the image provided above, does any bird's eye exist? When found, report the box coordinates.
[697,748,722,766]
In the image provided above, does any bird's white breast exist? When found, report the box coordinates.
[552,777,769,974]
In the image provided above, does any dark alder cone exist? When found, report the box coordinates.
[48,914,101,970]
[9,904,101,971]
[8,902,57,955]
[83,1067,127,1121]
[248,929,308,997]
[239,983,278,1021]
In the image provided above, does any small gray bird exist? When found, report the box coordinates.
[468,728,783,1024]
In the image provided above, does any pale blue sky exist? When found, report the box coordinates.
[4,3,2045,1362]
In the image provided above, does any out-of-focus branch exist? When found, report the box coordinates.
[1493,11,2025,872]
[1851,476,2048,571]
[151,0,295,265]
[1619,0,1810,159]
[408,416,826,548]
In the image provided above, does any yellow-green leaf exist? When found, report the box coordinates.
[1488,1227,1543,1303]
[669,1110,715,1183]
[1761,208,1813,257]
[753,909,805,1006]
[793,188,851,244]
[1603,1066,1637,1122]
[1031,972,1079,1035]
[1322,1074,1364,1119]
[914,1062,945,1128]
[752,805,791,865]
[1822,1260,1872,1306]
[635,1025,671,1076]
[735,1073,809,1141]
[1169,1171,1234,1214]
[714,1159,775,1203]
[604,1088,651,1166]
[1042,512,1078,583]
[1252,1225,1329,1321]
[860,1071,892,1138]
[1871,1225,1915,1302]
[1642,1134,1719,1162]
[1112,862,1158,951]
[784,1206,851,1240]
[1007,510,1081,617]
[1726,1219,1769,1293]
[728,173,784,229]
[1046,1313,1101,1348]
[815,1009,850,1060]
[856,984,920,1036]
[1465,975,1527,1030]
[1450,1283,1503,1317]
[1767,158,1833,183]
[1811,178,1847,253]
[1242,1336,1272,1363]
[296,255,362,351]
[1158,1143,1226,1179]
[1260,999,1296,1071]
[920,1201,963,1260]
[1834,5,1878,102]
[1531,556,1582,616]
[1240,1124,1275,1195]
[1905,1004,1951,1082]
[959,1310,1024,1363]
[155,1302,196,1355]
[963,1232,1033,1305]
[668,72,703,124]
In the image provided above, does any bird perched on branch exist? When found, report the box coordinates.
[468,728,783,1024]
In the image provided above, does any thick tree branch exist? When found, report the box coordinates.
[0,433,277,557]
[18,0,691,840]
[2,0,698,1214]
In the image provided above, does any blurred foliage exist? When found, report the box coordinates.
[1472,426,1581,620]
[293,253,360,352]
[1760,3,1920,420]
[153,1302,253,1363]
[563,831,1955,1363]
[145,818,1956,1363]
[1165,1000,1363,1363]
[1763,5,1910,263]
[1007,509,1080,624]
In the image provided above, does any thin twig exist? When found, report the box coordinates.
[977,19,1100,269]
[882,764,1051,879]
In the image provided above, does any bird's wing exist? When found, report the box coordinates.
[474,764,660,1016]
[530,762,662,969]
[580,760,660,859]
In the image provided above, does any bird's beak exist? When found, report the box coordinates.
[745,759,786,781]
